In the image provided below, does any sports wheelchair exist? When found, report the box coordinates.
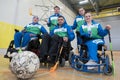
[69,32,113,75]
[4,29,73,67]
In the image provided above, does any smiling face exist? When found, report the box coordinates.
[85,12,92,23]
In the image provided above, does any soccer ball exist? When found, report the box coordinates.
[10,51,40,79]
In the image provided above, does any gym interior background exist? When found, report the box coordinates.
[0,0,120,52]
[0,0,120,80]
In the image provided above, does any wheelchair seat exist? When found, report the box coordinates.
[70,32,113,75]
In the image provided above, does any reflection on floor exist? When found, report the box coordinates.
[0,51,120,80]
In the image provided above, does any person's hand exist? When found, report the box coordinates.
[105,25,111,30]
[88,31,92,37]
[63,37,68,42]
[29,34,36,37]
[44,20,48,23]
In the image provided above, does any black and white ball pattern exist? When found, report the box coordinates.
[10,51,40,79]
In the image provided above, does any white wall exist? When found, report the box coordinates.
[0,0,17,24]
[95,16,120,51]
[0,0,32,26]
[0,0,76,26]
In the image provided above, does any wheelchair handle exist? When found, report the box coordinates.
[15,29,19,32]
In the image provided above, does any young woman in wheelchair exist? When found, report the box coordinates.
[79,12,111,69]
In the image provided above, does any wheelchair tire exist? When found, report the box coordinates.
[68,51,74,65]
[74,57,83,70]
[103,65,113,76]
[59,58,65,67]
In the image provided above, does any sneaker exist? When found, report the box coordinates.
[85,59,98,69]
[21,47,26,50]
[15,47,20,50]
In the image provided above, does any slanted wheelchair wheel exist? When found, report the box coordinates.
[103,65,113,76]
[59,58,65,67]
[68,51,74,65]
[74,58,83,70]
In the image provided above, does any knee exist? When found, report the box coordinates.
[14,32,22,38]
[52,35,63,42]
[15,32,21,35]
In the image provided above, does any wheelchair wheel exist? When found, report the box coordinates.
[68,51,74,65]
[4,40,14,57]
[74,58,83,70]
[59,58,65,67]
[103,64,113,76]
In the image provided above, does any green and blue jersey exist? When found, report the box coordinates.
[25,22,48,35]
[80,20,109,41]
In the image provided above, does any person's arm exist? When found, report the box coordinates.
[50,27,55,36]
[40,26,48,34]
[79,25,90,38]
[67,26,75,41]
[98,24,111,37]
[71,18,77,30]
[46,17,51,27]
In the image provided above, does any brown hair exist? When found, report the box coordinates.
[84,11,91,15]
[78,7,85,11]
[54,6,60,10]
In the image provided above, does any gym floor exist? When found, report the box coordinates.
[0,51,119,80]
